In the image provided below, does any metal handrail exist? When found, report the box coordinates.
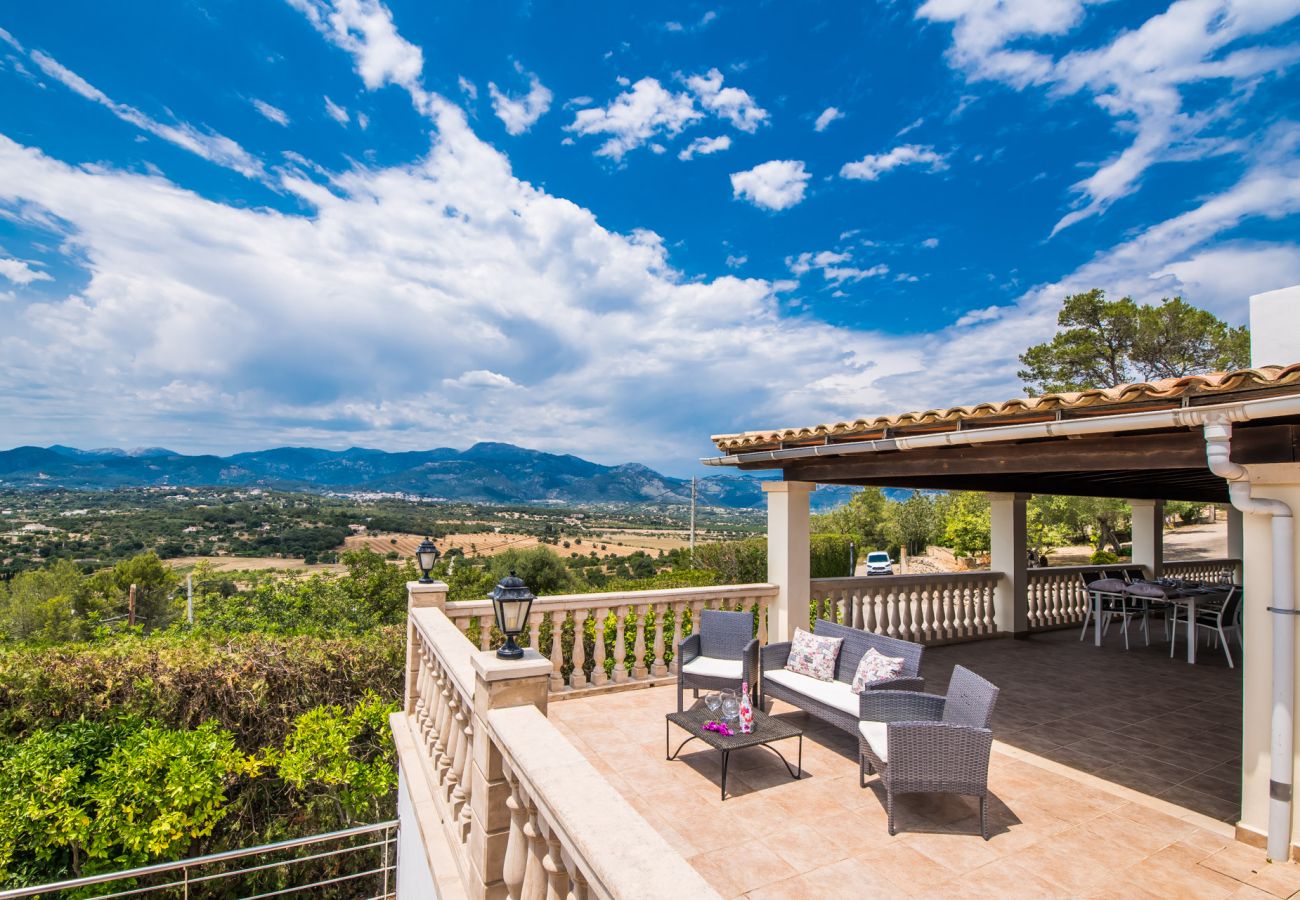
[0,820,397,899]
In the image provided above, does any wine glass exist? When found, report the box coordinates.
[704,691,722,720]
[721,690,740,725]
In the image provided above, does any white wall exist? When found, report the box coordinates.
[1250,285,1300,368]
[396,769,439,899]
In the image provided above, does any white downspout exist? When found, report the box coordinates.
[1204,417,1296,861]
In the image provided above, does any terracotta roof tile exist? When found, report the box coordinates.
[711,364,1300,453]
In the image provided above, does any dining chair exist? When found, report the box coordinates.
[1170,586,1242,667]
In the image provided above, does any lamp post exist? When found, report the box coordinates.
[490,571,535,660]
[415,538,441,584]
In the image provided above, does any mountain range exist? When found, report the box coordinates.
[0,443,858,510]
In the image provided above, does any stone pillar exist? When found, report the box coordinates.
[1236,464,1300,858]
[1129,499,1164,579]
[1229,505,1245,580]
[988,493,1028,636]
[765,481,815,642]
[405,581,448,712]
[467,649,552,900]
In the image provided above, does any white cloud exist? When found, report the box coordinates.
[725,254,747,268]
[730,160,811,211]
[678,135,731,161]
[896,117,923,137]
[813,107,843,132]
[357,112,370,130]
[954,306,1001,326]
[252,99,290,126]
[566,78,701,160]
[685,68,767,133]
[458,76,477,101]
[921,237,940,248]
[488,65,553,135]
[443,369,519,390]
[918,0,1300,233]
[840,144,949,181]
[787,250,888,284]
[0,123,923,466]
[286,0,424,93]
[324,95,350,125]
[0,257,52,285]
[27,49,263,179]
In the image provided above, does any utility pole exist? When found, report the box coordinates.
[689,476,697,560]
[128,583,137,627]
[186,573,194,625]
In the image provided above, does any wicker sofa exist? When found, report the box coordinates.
[760,619,925,737]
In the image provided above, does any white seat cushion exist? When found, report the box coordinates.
[858,720,889,763]
[764,668,858,716]
[681,656,743,679]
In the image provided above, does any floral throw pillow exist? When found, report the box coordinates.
[851,647,906,694]
[785,628,843,682]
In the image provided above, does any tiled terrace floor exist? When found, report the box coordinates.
[548,628,1288,899]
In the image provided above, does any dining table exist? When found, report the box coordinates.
[1089,578,1231,664]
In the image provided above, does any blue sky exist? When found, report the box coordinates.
[1,0,1299,474]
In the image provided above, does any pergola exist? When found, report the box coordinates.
[703,287,1300,862]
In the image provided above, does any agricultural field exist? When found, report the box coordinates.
[344,529,699,560]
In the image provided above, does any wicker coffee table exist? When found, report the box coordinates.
[665,703,803,800]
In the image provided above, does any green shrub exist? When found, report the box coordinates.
[1089,548,1120,564]
[0,630,404,750]
[810,534,855,578]
[691,538,766,584]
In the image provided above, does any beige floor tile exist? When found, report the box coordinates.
[689,842,798,898]
[1245,860,1300,898]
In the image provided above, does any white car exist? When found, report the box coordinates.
[865,551,893,576]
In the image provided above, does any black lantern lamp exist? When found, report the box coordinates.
[490,571,534,660]
[415,538,441,584]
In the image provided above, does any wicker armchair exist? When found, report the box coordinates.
[760,619,924,737]
[677,609,758,712]
[858,665,1000,839]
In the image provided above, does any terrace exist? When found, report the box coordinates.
[393,289,1300,898]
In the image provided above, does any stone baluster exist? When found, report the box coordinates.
[567,871,589,900]
[590,607,608,687]
[612,606,628,683]
[522,795,547,900]
[431,668,451,762]
[443,697,464,803]
[480,616,494,652]
[437,690,458,783]
[449,693,470,820]
[668,602,684,674]
[543,828,569,900]
[549,611,566,693]
[570,610,588,690]
[413,643,431,736]
[631,604,648,680]
[651,603,667,677]
[503,771,528,900]
[756,595,769,644]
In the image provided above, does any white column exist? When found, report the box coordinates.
[1129,499,1165,579]
[1237,464,1300,858]
[1229,505,1245,577]
[988,493,1028,635]
[765,481,814,642]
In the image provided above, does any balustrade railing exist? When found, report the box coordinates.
[809,572,1000,644]
[445,583,778,697]
[1025,565,1096,630]
[396,589,718,899]
[1163,557,1241,584]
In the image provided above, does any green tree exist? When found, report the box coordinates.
[938,492,991,556]
[0,559,84,644]
[1018,290,1249,394]
[487,547,575,595]
[812,488,889,549]
[886,493,938,556]
[83,552,181,632]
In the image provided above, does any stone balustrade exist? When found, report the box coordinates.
[809,572,1000,644]
[394,583,718,900]
[444,583,778,697]
[1163,557,1241,585]
[1024,565,1097,630]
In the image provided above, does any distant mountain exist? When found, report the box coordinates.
[0,442,857,511]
